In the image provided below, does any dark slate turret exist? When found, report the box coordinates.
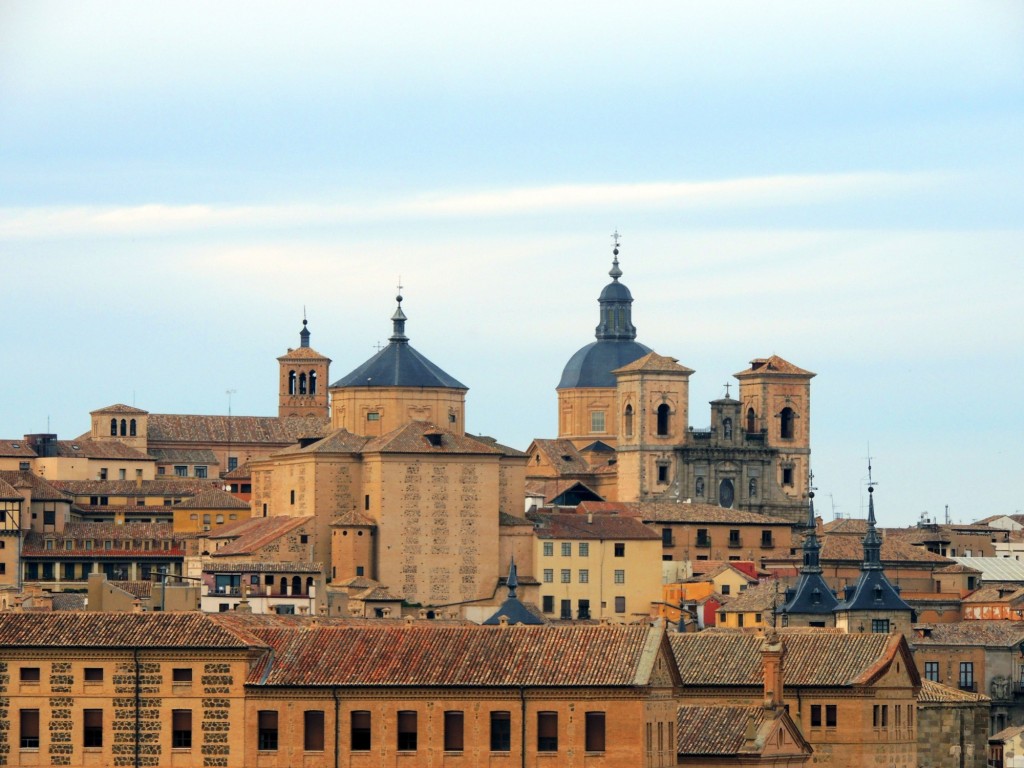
[558,239,651,389]
[833,482,913,616]
[779,492,839,618]
[299,318,311,348]
[331,293,467,390]
[483,559,544,626]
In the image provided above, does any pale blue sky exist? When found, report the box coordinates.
[1,1,1021,525]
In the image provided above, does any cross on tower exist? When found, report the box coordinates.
[723,382,731,398]
[374,341,384,352]
[611,230,621,249]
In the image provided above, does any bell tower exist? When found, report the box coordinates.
[278,317,331,419]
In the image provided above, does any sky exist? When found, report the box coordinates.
[1,1,1021,527]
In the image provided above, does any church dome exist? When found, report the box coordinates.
[557,243,650,389]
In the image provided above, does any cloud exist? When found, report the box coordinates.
[0,171,942,240]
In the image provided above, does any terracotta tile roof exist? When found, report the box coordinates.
[697,563,760,583]
[147,413,329,444]
[918,679,989,703]
[333,576,381,590]
[202,560,322,574]
[209,516,312,557]
[149,448,219,464]
[822,517,867,535]
[991,724,1024,742]
[23,524,182,557]
[499,512,534,527]
[273,428,369,455]
[935,563,983,574]
[911,621,1024,648]
[0,440,37,458]
[0,471,70,501]
[529,439,592,475]
[363,422,505,455]
[114,581,154,598]
[612,351,695,375]
[45,439,151,461]
[236,623,667,687]
[51,593,86,611]
[961,584,1024,604]
[734,355,815,378]
[580,500,792,525]
[524,479,604,506]
[819,534,952,565]
[50,478,213,497]
[719,581,777,613]
[472,435,529,458]
[355,586,403,602]
[533,512,659,541]
[330,510,377,527]
[277,345,330,361]
[671,630,908,687]
[0,477,22,499]
[174,489,250,510]
[0,612,257,648]
[222,462,252,480]
[676,705,767,755]
[91,404,149,414]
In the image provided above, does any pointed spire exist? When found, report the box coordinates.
[389,281,408,343]
[299,314,311,348]
[799,492,823,574]
[506,557,519,600]
[609,230,623,281]
[862,466,883,570]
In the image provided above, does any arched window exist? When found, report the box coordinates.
[695,477,704,497]
[279,577,288,595]
[656,404,670,436]
[129,419,136,437]
[723,418,733,439]
[120,419,127,436]
[749,478,757,498]
[624,405,634,438]
[306,576,314,594]
[746,407,756,433]
[292,575,302,595]
[309,370,317,394]
[780,407,795,439]
[288,370,297,395]
[298,372,307,395]
[110,418,118,436]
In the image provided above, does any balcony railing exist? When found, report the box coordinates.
[207,587,311,599]
[695,538,712,548]
[728,539,743,548]
[662,538,676,548]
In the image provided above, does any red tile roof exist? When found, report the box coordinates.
[676,706,766,755]
[0,471,70,501]
[911,621,1024,647]
[0,477,22,499]
[734,356,815,378]
[612,351,695,375]
[0,612,255,648]
[209,516,312,557]
[50,478,214,497]
[918,679,989,703]
[529,439,593,475]
[0,440,37,458]
[533,513,659,541]
[91,404,149,415]
[174,489,251,510]
[49,439,152,461]
[362,422,505,455]
[146,413,329,444]
[580,500,792,525]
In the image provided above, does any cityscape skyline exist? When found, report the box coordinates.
[2,2,1021,526]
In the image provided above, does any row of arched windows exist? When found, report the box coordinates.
[288,370,318,395]
[746,407,795,439]
[110,418,137,437]
[621,403,796,439]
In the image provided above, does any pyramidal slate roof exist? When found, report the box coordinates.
[331,295,466,390]
[781,494,840,617]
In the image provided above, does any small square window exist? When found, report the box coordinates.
[20,667,40,683]
[84,667,103,682]
[172,668,193,683]
[614,569,625,584]
[614,543,625,557]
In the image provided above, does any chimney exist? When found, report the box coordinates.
[587,513,593,524]
[761,630,784,709]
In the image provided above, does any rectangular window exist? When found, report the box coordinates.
[397,711,417,751]
[543,569,553,583]
[737,614,744,627]
[537,712,558,752]
[826,705,837,728]
[657,464,669,483]
[20,667,40,683]
[614,542,625,557]
[560,569,571,583]
[560,599,572,620]
[561,542,571,557]
[579,542,589,557]
[83,709,103,747]
[881,705,888,727]
[590,411,606,433]
[43,509,56,526]
[782,467,794,485]
[579,569,589,583]
[871,618,890,633]
[543,542,553,557]
[20,709,39,748]
[227,456,239,472]
[443,711,464,752]
[585,712,605,752]
[84,667,103,682]
[578,599,590,619]
[761,530,773,546]
[959,662,975,691]
[172,667,192,683]
[614,596,626,613]
[195,466,208,479]
[258,711,278,751]
[924,661,939,682]
[119,468,127,480]
[19,461,30,471]
[542,596,554,613]
[491,711,511,752]
[729,529,741,546]
[696,528,710,546]
[174,465,188,477]
[662,528,673,546]
[303,710,325,751]
[811,705,822,727]
[351,711,371,751]
[172,710,192,748]
[614,569,625,584]
[366,412,380,421]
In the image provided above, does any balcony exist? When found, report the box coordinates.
[695,538,712,549]
[662,537,676,548]
[207,587,312,599]
[728,539,743,549]
[760,539,775,549]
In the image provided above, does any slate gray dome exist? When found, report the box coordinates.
[331,295,467,390]
[557,247,649,389]
[558,340,652,388]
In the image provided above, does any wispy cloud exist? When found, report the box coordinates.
[0,171,942,240]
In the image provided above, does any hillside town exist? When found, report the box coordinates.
[0,251,1017,768]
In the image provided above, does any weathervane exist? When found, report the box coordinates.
[611,230,621,250]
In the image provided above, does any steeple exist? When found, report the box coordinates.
[389,289,408,343]
[299,316,311,348]
[862,483,883,570]
[595,232,638,341]
[506,557,519,600]
[801,492,822,573]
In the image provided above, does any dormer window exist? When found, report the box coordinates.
[873,585,883,602]
[425,433,443,448]
[812,588,821,605]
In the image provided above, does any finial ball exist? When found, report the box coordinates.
[868,485,874,493]
[613,247,619,256]
[808,491,814,499]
